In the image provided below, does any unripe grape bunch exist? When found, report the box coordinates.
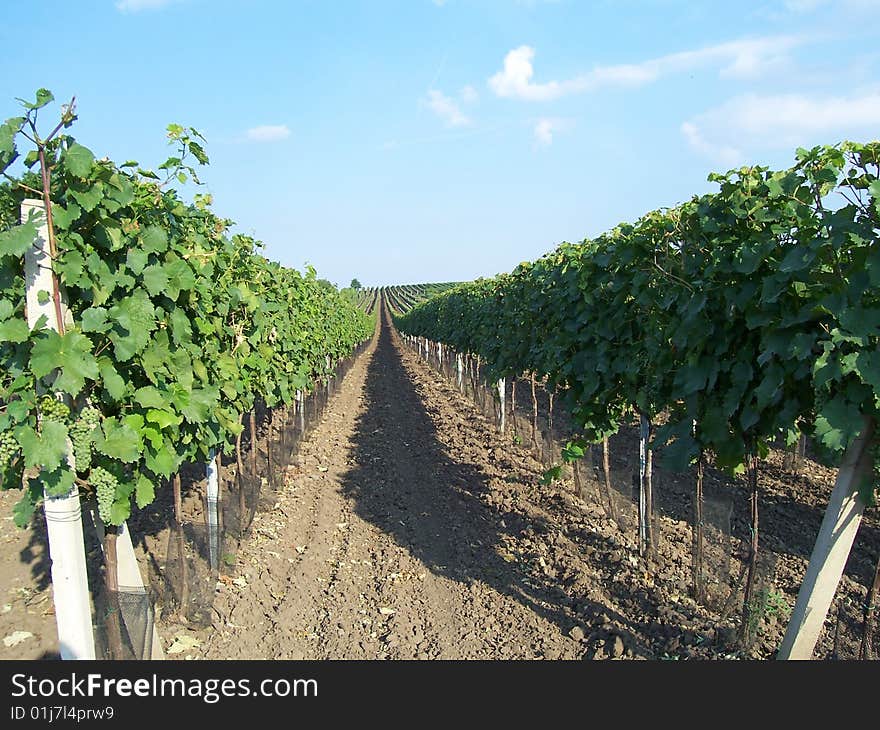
[69,407,101,473]
[0,430,19,469]
[90,467,118,524]
[38,395,70,424]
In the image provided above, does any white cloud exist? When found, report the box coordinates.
[783,0,880,11]
[424,90,470,127]
[115,0,178,12]
[460,85,479,103]
[682,91,880,161]
[489,36,804,101]
[783,0,825,11]
[245,125,291,142]
[680,122,743,167]
[489,46,568,101]
[533,117,572,147]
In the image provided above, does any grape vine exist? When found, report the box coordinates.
[0,89,375,527]
[396,141,880,487]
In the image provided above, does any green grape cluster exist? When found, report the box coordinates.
[38,395,70,424]
[69,407,101,473]
[0,430,19,468]
[90,467,118,524]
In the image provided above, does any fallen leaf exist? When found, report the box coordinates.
[167,634,200,654]
[3,630,33,648]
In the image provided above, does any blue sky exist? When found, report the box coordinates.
[1,1,879,287]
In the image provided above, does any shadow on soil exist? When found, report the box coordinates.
[338,310,654,656]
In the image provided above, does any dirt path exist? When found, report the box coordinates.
[198,305,592,659]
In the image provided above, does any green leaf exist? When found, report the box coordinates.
[108,289,156,361]
[126,248,148,275]
[814,395,861,453]
[69,185,103,212]
[140,226,168,254]
[135,473,155,509]
[12,493,37,528]
[540,465,562,485]
[164,257,195,299]
[18,88,54,110]
[857,474,876,508]
[80,307,109,333]
[145,409,182,429]
[50,202,80,230]
[142,264,169,296]
[64,144,95,177]
[134,386,166,409]
[94,417,143,462]
[0,220,38,259]
[16,421,69,470]
[109,498,130,525]
[98,356,127,400]
[38,464,76,496]
[29,330,99,396]
[0,317,29,343]
[561,441,585,461]
[144,444,178,478]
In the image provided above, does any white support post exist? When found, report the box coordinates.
[638,414,651,556]
[457,353,463,391]
[498,378,506,433]
[778,417,875,659]
[296,389,305,432]
[438,342,443,368]
[23,200,96,660]
[206,450,220,571]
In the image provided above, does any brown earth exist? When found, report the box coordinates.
[2,303,878,660]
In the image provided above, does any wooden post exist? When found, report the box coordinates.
[172,473,189,620]
[249,410,258,475]
[22,199,96,660]
[778,416,875,659]
[602,436,618,524]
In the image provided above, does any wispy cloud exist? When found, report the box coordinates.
[245,124,291,142]
[783,0,880,12]
[682,91,880,162]
[460,85,479,103]
[115,0,179,12]
[680,122,742,166]
[489,36,804,101]
[533,117,573,147]
[423,89,470,127]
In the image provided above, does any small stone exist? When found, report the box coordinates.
[568,626,586,642]
[608,635,625,658]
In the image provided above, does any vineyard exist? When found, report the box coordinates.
[354,283,461,315]
[1,88,879,663]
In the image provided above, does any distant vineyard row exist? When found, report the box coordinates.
[350,283,462,314]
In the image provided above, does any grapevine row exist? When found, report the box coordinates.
[0,90,375,527]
